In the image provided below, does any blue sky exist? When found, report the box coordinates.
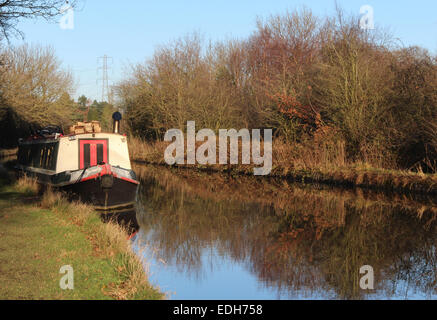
[10,0,437,101]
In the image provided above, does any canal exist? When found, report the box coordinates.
[129,164,437,300]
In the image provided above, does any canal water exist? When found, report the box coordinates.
[134,164,437,299]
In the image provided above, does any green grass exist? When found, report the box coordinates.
[0,178,163,300]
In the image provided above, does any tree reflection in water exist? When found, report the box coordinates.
[133,164,437,299]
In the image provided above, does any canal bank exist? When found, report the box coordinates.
[0,172,162,300]
[128,139,437,196]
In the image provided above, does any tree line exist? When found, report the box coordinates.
[0,44,114,147]
[1,3,436,171]
[0,0,87,147]
[116,8,437,172]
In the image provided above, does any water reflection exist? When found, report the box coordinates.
[132,164,437,299]
[99,208,139,235]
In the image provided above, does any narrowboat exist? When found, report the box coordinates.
[15,112,139,210]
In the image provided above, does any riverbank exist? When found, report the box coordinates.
[129,138,437,196]
[0,175,163,300]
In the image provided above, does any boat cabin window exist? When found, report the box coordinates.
[79,139,108,169]
[18,142,59,170]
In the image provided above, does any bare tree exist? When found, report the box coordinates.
[0,0,76,41]
[0,44,75,125]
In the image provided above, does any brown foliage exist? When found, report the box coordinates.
[118,7,437,172]
[0,44,76,146]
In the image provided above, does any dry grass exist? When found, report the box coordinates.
[129,137,437,195]
[40,186,62,207]
[272,138,346,171]
[40,188,162,300]
[128,136,168,164]
[94,221,156,300]
[14,175,39,194]
[41,187,94,226]
[129,134,347,170]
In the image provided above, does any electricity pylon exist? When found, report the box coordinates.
[97,54,113,103]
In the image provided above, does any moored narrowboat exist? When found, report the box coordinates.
[15,113,139,210]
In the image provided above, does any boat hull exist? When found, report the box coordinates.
[61,175,138,210]
[15,164,139,210]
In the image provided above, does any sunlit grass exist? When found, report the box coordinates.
[0,179,163,300]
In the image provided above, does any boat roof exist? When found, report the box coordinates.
[19,132,126,145]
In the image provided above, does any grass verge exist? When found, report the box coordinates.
[0,176,163,300]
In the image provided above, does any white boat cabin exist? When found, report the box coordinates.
[17,132,132,174]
